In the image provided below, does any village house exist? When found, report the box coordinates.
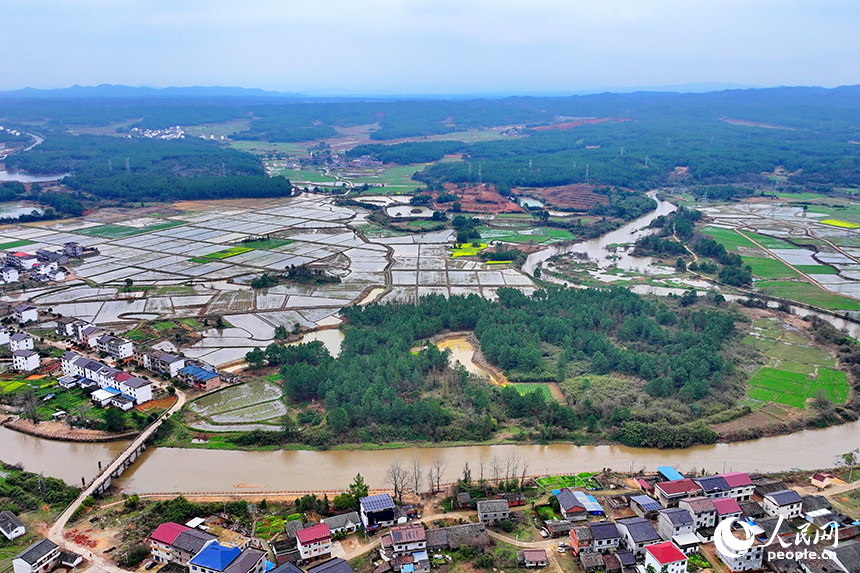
[657,466,685,481]
[0,511,25,540]
[321,512,360,535]
[588,522,621,553]
[188,541,265,573]
[1,266,19,283]
[13,304,37,324]
[822,542,860,573]
[12,539,81,573]
[739,500,765,520]
[579,552,603,573]
[656,508,694,542]
[12,350,40,372]
[142,349,186,377]
[569,526,593,555]
[616,517,661,559]
[762,489,803,519]
[545,520,572,538]
[359,494,399,530]
[715,528,764,572]
[424,523,489,552]
[654,479,703,508]
[307,558,355,573]
[752,477,788,499]
[0,326,9,346]
[476,499,509,525]
[381,523,429,572]
[555,489,586,521]
[96,335,134,360]
[150,522,190,563]
[713,497,743,523]
[678,496,717,530]
[60,351,153,406]
[643,541,687,573]
[63,242,84,258]
[811,473,839,490]
[693,475,731,499]
[179,365,222,390]
[630,494,662,519]
[171,529,219,566]
[296,523,332,561]
[720,472,755,501]
[517,549,547,568]
[9,333,33,352]
[8,253,38,271]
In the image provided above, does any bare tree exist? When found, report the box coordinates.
[520,458,529,490]
[386,462,408,504]
[432,453,447,493]
[491,456,501,484]
[462,462,471,484]
[410,454,423,494]
[479,454,485,482]
[504,451,520,482]
[427,470,436,494]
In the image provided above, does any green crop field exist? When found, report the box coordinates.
[741,256,800,279]
[536,472,599,490]
[78,221,184,239]
[795,264,839,275]
[237,238,294,250]
[757,281,860,311]
[700,227,758,251]
[152,321,178,331]
[189,246,253,263]
[748,367,849,408]
[483,227,575,244]
[765,341,835,366]
[745,233,800,250]
[0,239,35,250]
[507,383,556,401]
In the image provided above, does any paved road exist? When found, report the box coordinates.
[46,389,187,573]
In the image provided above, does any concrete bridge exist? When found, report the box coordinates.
[47,390,187,572]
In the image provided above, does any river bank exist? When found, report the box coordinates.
[3,417,139,443]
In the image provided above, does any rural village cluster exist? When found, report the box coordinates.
[5,468,860,573]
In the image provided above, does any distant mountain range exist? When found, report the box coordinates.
[0,82,834,100]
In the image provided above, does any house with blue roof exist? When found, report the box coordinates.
[189,541,241,573]
[180,365,221,391]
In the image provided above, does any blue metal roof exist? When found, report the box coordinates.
[189,542,241,572]
[180,365,219,380]
[572,491,603,513]
[657,466,684,481]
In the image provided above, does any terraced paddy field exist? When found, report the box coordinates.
[188,380,287,430]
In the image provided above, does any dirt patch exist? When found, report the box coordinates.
[711,403,810,439]
[529,118,629,131]
[436,184,524,214]
[5,418,138,442]
[527,184,609,211]
[719,118,795,131]
[135,395,177,412]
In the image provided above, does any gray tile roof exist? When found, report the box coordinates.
[660,508,693,526]
[767,489,803,506]
[172,528,216,553]
[15,539,58,564]
[0,511,24,536]
[223,548,265,573]
[618,517,660,543]
[321,512,360,531]
[681,496,716,514]
[801,495,831,513]
[589,522,620,541]
[694,475,730,493]
[307,558,355,573]
[476,499,509,514]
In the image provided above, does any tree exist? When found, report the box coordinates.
[462,462,472,484]
[432,453,446,493]
[451,201,462,213]
[245,347,265,369]
[386,462,408,504]
[349,473,369,504]
[124,278,133,290]
[675,258,686,272]
[490,456,501,483]
[103,408,126,432]
[280,414,296,436]
[410,455,423,494]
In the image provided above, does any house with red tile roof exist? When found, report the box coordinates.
[149,522,189,563]
[654,479,703,508]
[644,542,687,573]
[296,523,332,561]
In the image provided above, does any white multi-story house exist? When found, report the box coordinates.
[296,523,332,561]
[0,511,25,540]
[0,326,9,346]
[679,497,717,530]
[763,490,803,519]
[142,350,185,377]
[96,335,134,360]
[644,542,687,573]
[476,499,510,525]
[13,305,37,324]
[60,351,152,405]
[720,472,755,501]
[715,532,764,572]
[1,267,19,283]
[12,350,40,372]
[9,333,33,352]
[656,508,693,542]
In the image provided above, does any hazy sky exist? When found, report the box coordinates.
[3,0,857,94]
